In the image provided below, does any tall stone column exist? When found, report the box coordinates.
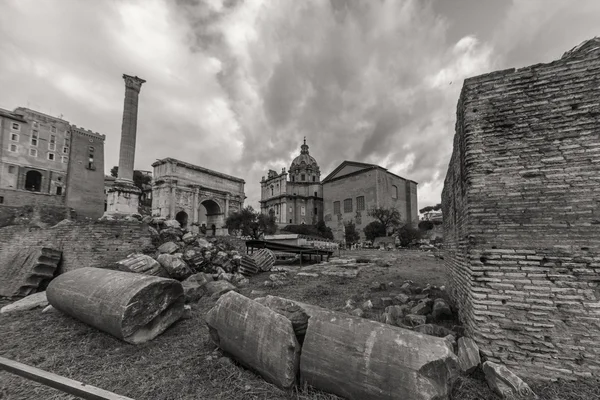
[104,74,146,218]
[117,74,146,183]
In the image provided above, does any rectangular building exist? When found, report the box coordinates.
[322,161,418,241]
[0,107,105,219]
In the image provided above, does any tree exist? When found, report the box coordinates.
[363,221,386,242]
[396,224,423,247]
[225,206,276,239]
[133,170,152,191]
[367,206,401,234]
[110,166,118,178]
[316,220,334,240]
[344,220,360,246]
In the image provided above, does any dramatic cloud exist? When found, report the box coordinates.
[0,0,598,209]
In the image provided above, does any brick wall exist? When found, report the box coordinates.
[0,221,153,275]
[442,39,600,381]
[0,188,65,207]
[65,128,105,219]
[0,204,72,228]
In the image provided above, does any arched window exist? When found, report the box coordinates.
[271,185,274,196]
[392,185,398,199]
[25,170,42,192]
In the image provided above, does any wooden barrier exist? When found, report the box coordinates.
[0,356,135,400]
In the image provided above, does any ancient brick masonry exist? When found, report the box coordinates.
[443,38,600,381]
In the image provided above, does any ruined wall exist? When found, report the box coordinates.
[0,221,153,274]
[443,40,600,381]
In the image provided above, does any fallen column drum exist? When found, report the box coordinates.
[47,267,184,344]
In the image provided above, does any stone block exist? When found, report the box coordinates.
[1,292,48,314]
[431,298,453,321]
[205,292,300,389]
[116,253,169,277]
[458,337,481,374]
[255,295,309,340]
[0,247,61,297]
[204,280,236,300]
[47,267,184,344]
[158,241,180,254]
[482,361,536,399]
[157,254,193,280]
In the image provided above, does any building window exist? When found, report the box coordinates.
[8,165,16,173]
[63,138,70,153]
[62,146,69,154]
[289,207,292,213]
[47,153,55,161]
[344,198,352,213]
[289,219,292,223]
[271,186,274,196]
[56,186,62,195]
[61,156,68,163]
[57,176,62,181]
[29,148,38,157]
[314,191,317,197]
[25,170,42,192]
[392,185,398,199]
[312,176,316,182]
[49,135,56,151]
[10,133,19,142]
[87,151,95,169]
[314,207,318,215]
[31,130,38,146]
[8,144,17,152]
[356,196,365,211]
[11,122,20,131]
[333,201,340,215]
[301,174,305,181]
[301,206,305,216]
[0,196,3,204]
[51,126,57,133]
[291,175,295,182]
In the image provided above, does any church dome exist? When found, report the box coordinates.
[289,138,320,182]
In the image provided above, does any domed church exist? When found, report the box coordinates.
[259,138,323,226]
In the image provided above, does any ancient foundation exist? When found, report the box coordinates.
[442,38,600,381]
[47,267,184,344]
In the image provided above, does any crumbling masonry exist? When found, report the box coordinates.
[443,38,600,381]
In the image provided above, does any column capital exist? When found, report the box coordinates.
[123,74,146,93]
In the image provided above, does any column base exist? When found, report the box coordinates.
[105,181,141,216]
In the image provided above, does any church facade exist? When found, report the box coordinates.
[259,139,323,226]
[259,139,419,242]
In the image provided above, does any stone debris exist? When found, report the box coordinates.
[158,241,180,254]
[431,298,453,321]
[116,253,169,277]
[296,272,319,278]
[164,219,181,229]
[157,254,193,280]
[47,267,184,344]
[299,263,362,278]
[405,314,427,326]
[181,277,205,303]
[412,324,454,338]
[0,292,49,314]
[482,361,536,399]
[206,292,300,389]
[238,255,259,277]
[350,308,364,317]
[250,249,276,272]
[204,280,237,300]
[0,247,62,297]
[182,232,196,244]
[42,304,57,314]
[457,337,481,374]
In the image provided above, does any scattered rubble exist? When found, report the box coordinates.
[0,247,62,297]
[0,292,49,314]
[47,267,184,344]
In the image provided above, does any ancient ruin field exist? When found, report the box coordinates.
[0,250,597,400]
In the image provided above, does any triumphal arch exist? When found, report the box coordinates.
[151,158,245,236]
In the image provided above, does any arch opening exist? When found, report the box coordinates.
[201,199,222,236]
[25,170,42,192]
[175,211,188,229]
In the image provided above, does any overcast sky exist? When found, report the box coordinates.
[1,0,599,209]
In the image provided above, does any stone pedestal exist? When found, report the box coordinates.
[105,180,141,216]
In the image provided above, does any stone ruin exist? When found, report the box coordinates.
[443,37,600,381]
